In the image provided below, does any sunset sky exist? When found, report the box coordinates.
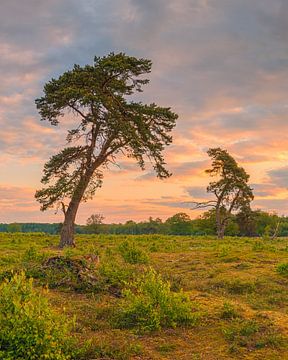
[1,0,288,224]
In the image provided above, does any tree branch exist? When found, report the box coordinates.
[189,201,217,210]
[69,103,88,120]
[227,189,241,214]
[61,202,67,215]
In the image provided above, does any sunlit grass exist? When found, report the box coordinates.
[0,233,287,359]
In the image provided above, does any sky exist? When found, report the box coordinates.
[1,0,288,224]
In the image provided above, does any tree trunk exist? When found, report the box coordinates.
[271,221,280,240]
[59,200,80,248]
[58,154,105,248]
[59,174,92,248]
[216,208,223,239]
[60,221,75,247]
[217,225,225,239]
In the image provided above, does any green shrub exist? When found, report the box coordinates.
[118,241,149,264]
[156,343,177,354]
[252,241,265,251]
[211,279,255,295]
[0,269,21,282]
[22,246,47,280]
[220,302,240,320]
[162,273,187,292]
[276,263,288,277]
[218,245,230,258]
[262,226,271,240]
[0,272,75,360]
[226,279,255,295]
[22,246,45,263]
[149,242,159,252]
[114,269,198,333]
[96,260,135,295]
[222,317,284,351]
[83,341,142,360]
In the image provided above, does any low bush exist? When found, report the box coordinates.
[276,263,288,277]
[0,272,76,360]
[219,302,241,320]
[211,278,256,295]
[21,246,48,281]
[83,341,142,360]
[114,268,198,333]
[227,279,256,294]
[118,241,149,264]
[252,241,265,252]
[22,246,44,263]
[162,272,187,292]
[96,259,135,296]
[217,245,231,258]
[156,343,177,354]
[222,316,284,352]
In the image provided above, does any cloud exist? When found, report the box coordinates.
[0,185,52,222]
[267,167,288,188]
[136,160,208,181]
[185,186,212,200]
[1,0,288,221]
[253,198,288,215]
[250,183,279,197]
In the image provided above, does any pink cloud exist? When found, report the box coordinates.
[1,0,288,222]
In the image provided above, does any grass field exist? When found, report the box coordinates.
[0,233,287,359]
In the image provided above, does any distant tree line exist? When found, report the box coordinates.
[0,209,287,237]
[0,223,85,234]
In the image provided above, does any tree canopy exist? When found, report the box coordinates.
[35,53,178,247]
[192,148,254,238]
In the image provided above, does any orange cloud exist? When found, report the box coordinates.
[1,0,288,222]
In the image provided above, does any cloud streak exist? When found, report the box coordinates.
[1,0,288,222]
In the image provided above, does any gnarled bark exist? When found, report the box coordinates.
[59,173,91,248]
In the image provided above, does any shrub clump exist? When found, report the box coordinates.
[95,260,136,297]
[114,269,198,333]
[212,278,256,295]
[0,272,75,360]
[220,302,241,320]
[222,316,284,352]
[25,255,100,293]
[118,241,149,264]
[276,263,288,277]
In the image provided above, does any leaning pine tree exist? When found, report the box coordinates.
[191,148,254,238]
[35,53,178,248]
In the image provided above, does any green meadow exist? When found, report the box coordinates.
[0,233,287,359]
